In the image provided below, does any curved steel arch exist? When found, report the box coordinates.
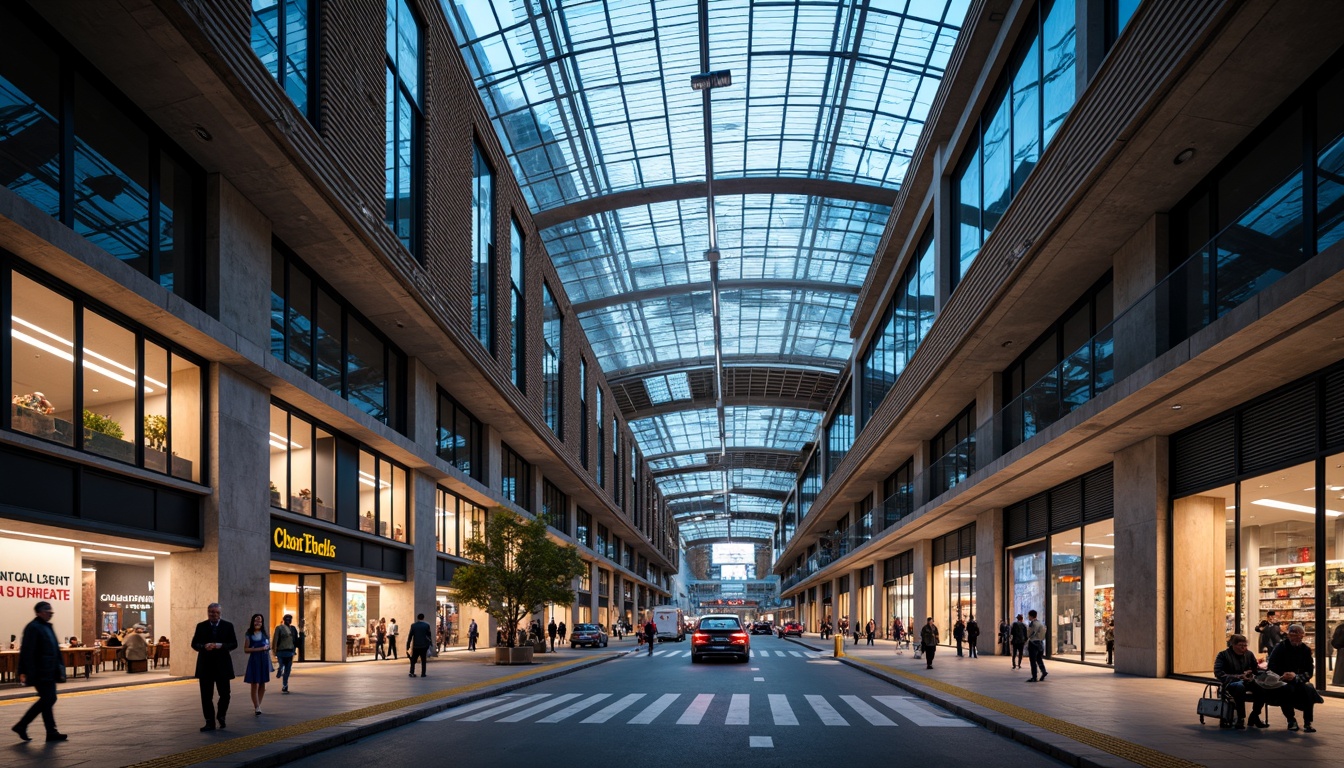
[573,278,860,315]
[607,355,843,386]
[532,177,897,230]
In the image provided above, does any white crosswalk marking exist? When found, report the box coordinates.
[839,695,897,726]
[726,693,750,725]
[769,694,798,726]
[582,693,645,723]
[789,651,804,657]
[461,693,551,721]
[873,696,975,727]
[498,693,582,722]
[628,693,680,724]
[537,693,611,723]
[423,695,518,721]
[805,695,849,726]
[677,693,714,725]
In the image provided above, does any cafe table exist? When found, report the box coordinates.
[59,647,97,680]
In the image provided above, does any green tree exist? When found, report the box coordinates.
[450,508,587,648]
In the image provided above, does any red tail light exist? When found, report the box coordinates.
[730,632,749,645]
[692,632,710,645]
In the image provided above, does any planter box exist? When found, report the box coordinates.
[86,429,135,464]
[315,503,335,522]
[291,497,311,515]
[359,516,375,533]
[145,446,193,478]
[11,404,74,445]
[270,490,282,507]
[494,646,534,665]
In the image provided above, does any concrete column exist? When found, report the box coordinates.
[1172,495,1225,675]
[912,539,933,628]
[589,560,600,625]
[976,507,1004,655]
[169,364,271,676]
[976,374,1003,470]
[1113,215,1169,380]
[849,567,862,630]
[828,576,840,630]
[153,555,171,653]
[1114,435,1169,677]
[324,572,346,660]
[871,572,884,638]
[204,175,271,347]
[1243,525,1261,630]
[410,358,438,459]
[485,425,503,498]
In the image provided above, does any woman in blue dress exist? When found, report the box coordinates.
[242,613,271,715]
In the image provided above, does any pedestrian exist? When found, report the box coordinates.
[865,619,875,645]
[966,616,980,658]
[467,619,479,651]
[1025,609,1048,682]
[547,619,558,652]
[387,618,400,659]
[920,617,939,669]
[614,620,622,640]
[272,614,298,693]
[893,617,905,649]
[123,627,150,672]
[374,618,386,660]
[191,602,238,731]
[1332,621,1344,686]
[1010,614,1027,669]
[644,618,656,656]
[1255,611,1283,654]
[11,601,67,743]
[407,613,434,677]
[1104,620,1115,665]
[559,621,568,644]
[1267,623,1321,732]
[953,617,966,657]
[242,613,271,716]
[998,619,1010,656]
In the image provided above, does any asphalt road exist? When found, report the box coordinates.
[287,635,1064,767]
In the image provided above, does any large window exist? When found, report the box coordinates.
[501,442,531,511]
[436,389,483,480]
[930,404,976,497]
[884,551,915,640]
[858,229,936,428]
[434,488,485,558]
[509,218,525,390]
[0,5,203,305]
[595,387,605,487]
[6,264,205,481]
[932,525,976,646]
[579,359,589,469]
[576,507,591,548]
[826,388,853,478]
[250,0,316,121]
[270,244,406,430]
[541,479,569,534]
[541,282,562,437]
[952,0,1076,287]
[358,447,408,542]
[472,141,495,351]
[384,0,420,257]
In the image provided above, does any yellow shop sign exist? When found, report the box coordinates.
[273,526,337,559]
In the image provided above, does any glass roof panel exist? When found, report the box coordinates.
[630,406,822,458]
[656,468,797,498]
[648,453,706,472]
[678,517,776,542]
[444,0,968,208]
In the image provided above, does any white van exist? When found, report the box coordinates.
[652,606,685,642]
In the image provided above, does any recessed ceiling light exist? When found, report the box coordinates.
[1173,147,1196,165]
[1170,404,1182,410]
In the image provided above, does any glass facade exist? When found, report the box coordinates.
[952,0,1076,287]
[0,5,203,306]
[541,282,561,438]
[5,263,205,481]
[501,441,530,511]
[932,525,976,646]
[541,479,568,533]
[384,0,420,256]
[825,388,853,479]
[930,405,976,497]
[250,0,315,120]
[884,551,915,640]
[436,388,483,481]
[471,141,494,352]
[269,243,406,430]
[858,229,936,429]
[509,218,524,390]
[434,488,486,558]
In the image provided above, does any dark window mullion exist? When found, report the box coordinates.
[135,333,145,468]
[73,300,85,450]
[59,59,74,227]
[148,146,161,284]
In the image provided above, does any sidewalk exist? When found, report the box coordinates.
[0,641,626,768]
[791,635,1336,768]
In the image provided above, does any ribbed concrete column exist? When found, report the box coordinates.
[1114,435,1169,677]
[912,539,933,627]
[975,507,1003,655]
[589,560,600,626]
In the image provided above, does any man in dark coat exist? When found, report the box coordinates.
[12,601,66,742]
[191,602,238,732]
[406,613,434,677]
[547,619,558,652]
[966,617,980,658]
[1267,623,1321,732]
[644,619,656,656]
[953,618,966,657]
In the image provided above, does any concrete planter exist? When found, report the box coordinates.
[494,645,534,665]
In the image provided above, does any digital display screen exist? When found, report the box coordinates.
[719,564,754,580]
[712,542,754,564]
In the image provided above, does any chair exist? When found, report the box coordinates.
[154,644,170,668]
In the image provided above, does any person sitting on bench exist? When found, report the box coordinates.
[1214,633,1262,729]
[1267,623,1323,732]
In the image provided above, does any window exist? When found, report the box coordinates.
[434,487,460,556]
[0,5,204,306]
[268,402,336,521]
[6,263,205,481]
[501,442,531,511]
[858,229,935,428]
[930,405,976,496]
[436,388,483,480]
[358,448,408,542]
[509,218,524,389]
[471,141,495,351]
[250,0,316,121]
[881,459,915,528]
[826,388,853,478]
[576,507,591,548]
[461,502,488,562]
[541,479,568,533]
[595,387,605,487]
[951,0,1077,287]
[384,0,420,257]
[579,359,589,469]
[932,525,976,646]
[541,282,562,437]
[270,244,407,430]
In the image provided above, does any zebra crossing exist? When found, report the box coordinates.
[622,648,823,659]
[421,692,976,728]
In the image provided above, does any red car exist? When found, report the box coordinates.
[778,621,803,637]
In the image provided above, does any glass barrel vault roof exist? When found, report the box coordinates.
[444,0,970,542]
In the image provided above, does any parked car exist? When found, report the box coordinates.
[691,614,750,663]
[569,623,608,648]
[750,621,773,635]
[777,621,803,637]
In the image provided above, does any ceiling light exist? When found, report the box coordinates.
[192,124,213,142]
[1250,498,1342,517]
[1068,541,1115,549]
[81,548,155,560]
[1173,147,1196,165]
[0,528,170,554]
[1170,404,1182,410]
[269,431,303,449]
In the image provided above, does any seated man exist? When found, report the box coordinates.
[1266,623,1323,732]
[1213,633,1262,729]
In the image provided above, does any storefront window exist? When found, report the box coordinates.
[932,557,976,645]
[10,272,76,447]
[1084,519,1116,660]
[1050,528,1083,660]
[462,503,487,562]
[436,487,459,556]
[82,308,137,464]
[1009,541,1046,627]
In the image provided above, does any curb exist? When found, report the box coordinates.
[195,654,621,768]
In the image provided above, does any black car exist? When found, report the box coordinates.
[691,614,750,663]
[749,621,773,635]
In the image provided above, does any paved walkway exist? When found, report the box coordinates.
[793,635,1337,768]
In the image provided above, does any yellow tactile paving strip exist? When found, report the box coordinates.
[54,656,595,768]
[848,657,1203,768]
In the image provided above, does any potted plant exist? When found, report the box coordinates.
[83,409,124,439]
[294,488,314,515]
[11,392,56,437]
[450,508,586,665]
[269,481,281,507]
[143,414,168,471]
[360,510,375,533]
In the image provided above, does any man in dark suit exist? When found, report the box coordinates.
[191,602,238,732]
[406,613,434,677]
[12,601,67,742]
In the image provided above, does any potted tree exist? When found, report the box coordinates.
[450,508,586,665]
